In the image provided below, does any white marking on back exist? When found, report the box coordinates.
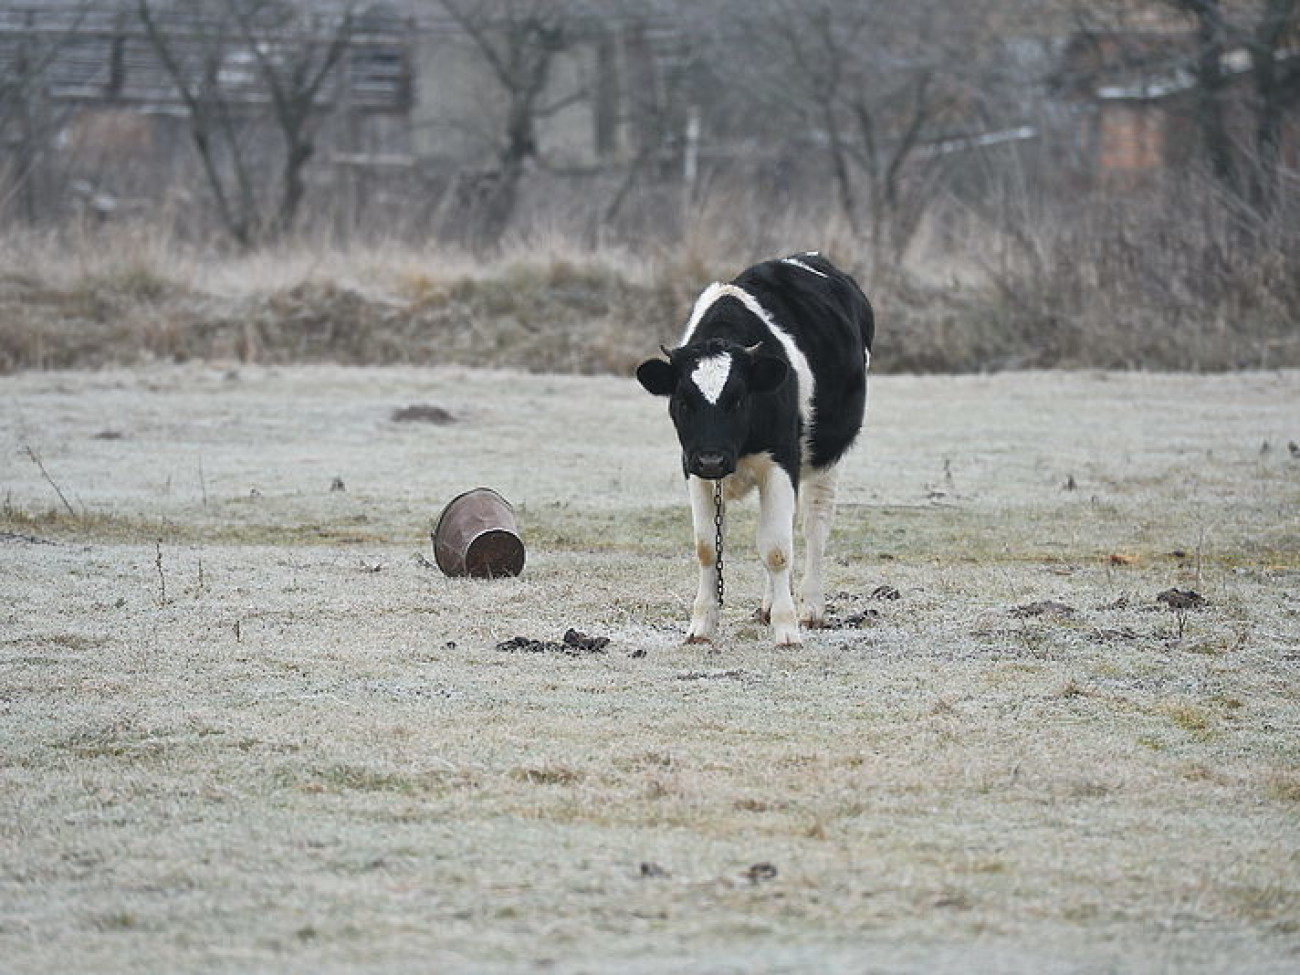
[681,282,733,345]
[681,282,816,465]
[780,257,828,278]
[690,353,732,404]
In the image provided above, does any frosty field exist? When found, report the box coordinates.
[1,365,1298,973]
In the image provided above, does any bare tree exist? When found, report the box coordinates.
[1178,0,1241,190]
[437,0,582,249]
[0,3,93,223]
[1246,0,1300,208]
[137,0,353,246]
[1168,0,1300,210]
[227,1,354,239]
[720,0,1005,266]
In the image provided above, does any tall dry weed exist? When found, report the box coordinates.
[968,172,1300,371]
[1,176,1297,375]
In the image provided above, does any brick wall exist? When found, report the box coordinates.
[1098,102,1166,172]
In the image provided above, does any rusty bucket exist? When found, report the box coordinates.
[432,487,525,578]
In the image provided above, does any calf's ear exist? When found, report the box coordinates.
[749,355,789,394]
[636,358,677,396]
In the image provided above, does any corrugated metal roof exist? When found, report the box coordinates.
[0,4,411,111]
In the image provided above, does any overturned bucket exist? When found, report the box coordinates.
[432,488,526,578]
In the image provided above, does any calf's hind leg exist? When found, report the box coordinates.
[798,465,839,627]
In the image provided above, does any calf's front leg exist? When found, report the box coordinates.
[756,466,801,647]
[685,474,722,643]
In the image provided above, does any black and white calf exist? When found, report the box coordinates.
[636,253,874,646]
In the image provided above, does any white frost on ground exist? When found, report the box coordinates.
[1,365,1298,974]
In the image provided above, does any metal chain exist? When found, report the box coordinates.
[713,479,725,607]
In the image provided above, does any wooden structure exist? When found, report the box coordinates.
[1056,29,1300,182]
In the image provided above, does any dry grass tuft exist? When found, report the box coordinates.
[1158,700,1217,739]
[4,188,1299,376]
[511,764,586,786]
[1265,774,1300,803]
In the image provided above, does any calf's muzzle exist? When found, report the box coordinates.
[689,450,734,480]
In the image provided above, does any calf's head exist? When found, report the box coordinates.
[636,339,789,480]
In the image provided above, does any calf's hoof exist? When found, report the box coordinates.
[684,634,714,645]
[771,618,803,647]
[800,600,827,629]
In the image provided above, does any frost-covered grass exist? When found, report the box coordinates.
[1,365,1297,973]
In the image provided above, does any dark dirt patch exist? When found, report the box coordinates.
[675,668,746,681]
[1096,626,1141,642]
[1157,588,1208,610]
[1010,600,1077,619]
[495,629,610,655]
[391,404,456,425]
[1,531,58,545]
[821,588,895,628]
[821,609,880,630]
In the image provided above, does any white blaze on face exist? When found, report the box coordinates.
[690,353,732,405]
